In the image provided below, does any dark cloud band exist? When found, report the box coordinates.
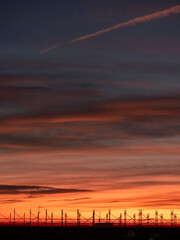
[0,185,91,195]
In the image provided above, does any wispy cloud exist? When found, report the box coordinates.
[0,199,25,204]
[0,185,91,195]
[47,197,91,202]
[0,94,179,154]
[39,5,180,54]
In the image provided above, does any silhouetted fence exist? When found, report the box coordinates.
[0,209,180,227]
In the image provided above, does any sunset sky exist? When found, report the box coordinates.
[0,0,180,219]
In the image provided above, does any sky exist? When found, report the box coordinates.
[0,0,180,219]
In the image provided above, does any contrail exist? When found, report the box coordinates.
[39,5,180,54]
[39,43,62,55]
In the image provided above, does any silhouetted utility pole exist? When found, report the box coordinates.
[77,209,80,227]
[174,214,177,225]
[10,213,11,225]
[51,213,53,227]
[45,209,47,227]
[161,214,163,226]
[155,210,158,226]
[147,214,150,226]
[37,210,40,227]
[24,213,26,226]
[14,209,15,226]
[171,210,174,226]
[106,213,108,223]
[109,209,111,223]
[65,213,67,227]
[93,210,95,227]
[119,213,122,226]
[124,210,127,226]
[30,209,31,227]
[139,210,142,226]
[77,209,79,226]
[79,211,81,226]
[61,209,63,227]
[133,214,136,226]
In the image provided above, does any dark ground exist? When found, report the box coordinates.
[0,226,180,240]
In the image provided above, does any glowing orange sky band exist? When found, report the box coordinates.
[39,5,180,54]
